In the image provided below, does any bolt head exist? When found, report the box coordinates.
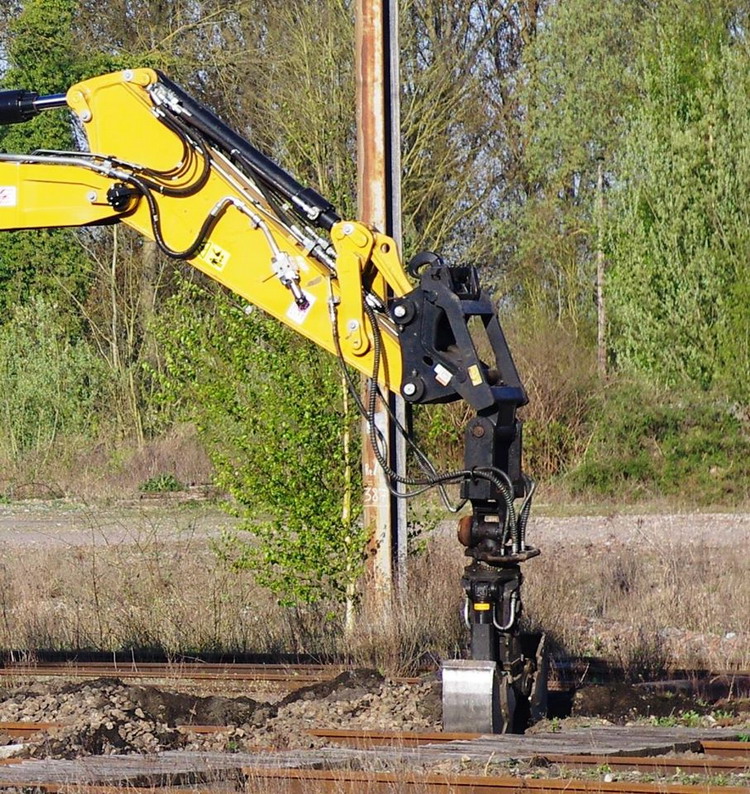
[393,304,407,319]
[79,110,92,123]
[123,69,134,82]
[403,382,417,397]
[86,191,97,203]
[342,223,354,236]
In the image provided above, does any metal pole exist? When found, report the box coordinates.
[596,159,607,381]
[385,0,408,583]
[356,0,407,596]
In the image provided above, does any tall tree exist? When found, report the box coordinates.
[606,1,750,394]
[400,0,542,263]
[503,0,644,333]
[0,0,91,318]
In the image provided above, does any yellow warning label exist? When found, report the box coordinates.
[197,241,230,272]
[474,602,491,611]
[468,364,483,386]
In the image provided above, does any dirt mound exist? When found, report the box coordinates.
[1,671,740,760]
[0,672,443,758]
[0,677,276,758]
[278,668,385,706]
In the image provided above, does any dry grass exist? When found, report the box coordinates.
[0,423,214,502]
[0,510,745,675]
[522,538,750,673]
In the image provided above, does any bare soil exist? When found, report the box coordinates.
[0,671,746,761]
[0,671,441,758]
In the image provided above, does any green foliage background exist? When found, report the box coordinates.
[0,0,749,612]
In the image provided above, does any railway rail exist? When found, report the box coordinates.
[0,724,747,784]
[0,661,346,683]
[243,767,750,793]
[0,723,750,794]
[308,728,750,761]
[0,660,427,689]
[0,658,746,702]
[1,771,746,794]
[0,770,746,794]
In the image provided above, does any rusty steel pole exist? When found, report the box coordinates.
[356,0,407,596]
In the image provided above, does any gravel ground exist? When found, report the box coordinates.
[1,499,749,549]
[0,500,233,548]
[435,510,750,547]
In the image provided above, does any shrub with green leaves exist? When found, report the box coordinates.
[155,280,365,607]
[0,296,104,461]
[567,379,750,504]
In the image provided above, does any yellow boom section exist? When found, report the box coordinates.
[0,68,412,388]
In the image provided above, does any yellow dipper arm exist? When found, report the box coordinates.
[0,68,410,389]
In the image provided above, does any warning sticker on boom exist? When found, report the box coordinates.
[197,241,230,272]
[0,187,17,207]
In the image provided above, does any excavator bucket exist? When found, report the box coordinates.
[442,660,506,733]
[442,632,548,734]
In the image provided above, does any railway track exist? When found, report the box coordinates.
[0,782,744,794]
[0,776,745,794]
[1,770,746,793]
[243,767,750,793]
[1,655,746,693]
[0,724,746,788]
[0,661,346,684]
[0,660,430,690]
[308,728,750,767]
[0,658,746,707]
[0,659,746,792]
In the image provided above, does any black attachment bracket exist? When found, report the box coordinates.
[391,254,527,413]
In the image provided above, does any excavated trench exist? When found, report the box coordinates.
[0,669,746,760]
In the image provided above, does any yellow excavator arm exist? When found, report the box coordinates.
[0,68,411,384]
[0,68,544,734]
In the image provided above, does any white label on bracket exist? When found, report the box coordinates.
[286,291,315,324]
[0,187,17,207]
[434,363,453,386]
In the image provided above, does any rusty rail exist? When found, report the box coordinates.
[0,661,421,687]
[308,727,480,746]
[700,740,750,758]
[307,728,750,776]
[535,752,749,775]
[243,767,750,793]
[0,771,743,794]
[0,660,420,687]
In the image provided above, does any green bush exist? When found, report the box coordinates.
[0,296,104,462]
[139,474,185,493]
[566,379,750,504]
[155,280,365,607]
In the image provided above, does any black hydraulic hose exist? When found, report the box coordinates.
[329,298,461,502]
[138,113,212,196]
[124,173,222,260]
[154,72,341,231]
